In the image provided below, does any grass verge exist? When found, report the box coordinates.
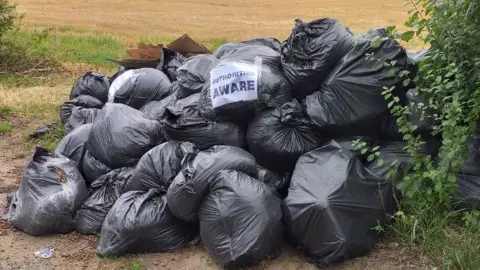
[0,121,13,134]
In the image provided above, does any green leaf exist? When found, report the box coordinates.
[370,36,382,49]
[388,101,395,108]
[403,78,411,87]
[372,146,380,151]
[377,159,384,166]
[386,25,397,33]
[400,31,415,42]
[361,148,368,155]
[367,154,375,162]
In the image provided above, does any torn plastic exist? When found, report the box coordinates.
[87,103,164,169]
[247,100,323,173]
[60,95,103,124]
[161,93,246,149]
[70,72,110,103]
[282,141,396,267]
[125,141,198,193]
[167,145,258,223]
[199,170,284,269]
[96,189,198,256]
[199,45,292,123]
[2,148,88,236]
[109,68,172,109]
[75,167,133,235]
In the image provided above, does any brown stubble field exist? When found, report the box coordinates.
[14,0,411,43]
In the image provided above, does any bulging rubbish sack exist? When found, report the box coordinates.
[304,28,409,136]
[96,189,198,256]
[70,72,110,103]
[65,107,99,134]
[214,37,282,58]
[199,170,284,269]
[2,148,88,236]
[281,18,356,100]
[75,167,133,235]
[109,68,172,109]
[177,54,218,98]
[87,103,164,169]
[82,150,112,185]
[125,141,198,193]
[167,145,258,223]
[60,95,103,124]
[161,93,246,149]
[247,100,323,173]
[282,141,396,267]
[109,65,127,84]
[199,45,292,123]
[140,92,178,122]
[55,123,92,170]
[257,166,291,199]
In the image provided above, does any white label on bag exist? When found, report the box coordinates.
[209,63,258,108]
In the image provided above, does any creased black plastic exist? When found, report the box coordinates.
[161,93,246,149]
[65,107,99,134]
[282,141,396,267]
[453,137,480,210]
[125,141,198,193]
[247,100,323,173]
[75,167,133,235]
[167,145,258,223]
[82,150,112,185]
[96,189,198,256]
[2,148,88,236]
[256,166,291,198]
[281,18,356,100]
[140,92,178,122]
[70,72,110,103]
[177,54,218,98]
[110,68,172,109]
[324,136,375,163]
[304,28,409,135]
[55,123,92,170]
[214,37,282,58]
[87,103,164,169]
[199,45,292,123]
[60,95,103,124]
[158,47,186,82]
[199,170,284,269]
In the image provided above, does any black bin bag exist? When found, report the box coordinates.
[55,123,92,170]
[199,170,284,269]
[2,148,88,236]
[282,141,396,267]
[65,107,99,134]
[247,100,323,173]
[177,54,218,98]
[109,68,172,109]
[82,150,112,185]
[70,71,110,103]
[281,18,356,100]
[158,47,186,82]
[125,141,198,193]
[167,145,258,223]
[304,28,409,136]
[161,93,246,149]
[214,37,282,58]
[96,189,198,256]
[87,103,164,169]
[75,167,133,235]
[140,92,177,122]
[257,166,291,199]
[199,45,292,123]
[452,137,480,210]
[60,95,103,124]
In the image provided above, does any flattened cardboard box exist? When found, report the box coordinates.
[167,34,211,57]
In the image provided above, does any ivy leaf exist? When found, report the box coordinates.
[400,31,415,42]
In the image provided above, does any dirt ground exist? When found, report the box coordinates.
[0,102,435,270]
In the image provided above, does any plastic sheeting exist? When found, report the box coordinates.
[2,148,88,236]
[161,93,246,149]
[96,189,198,256]
[282,141,396,267]
[247,100,323,173]
[281,18,356,100]
[70,72,110,103]
[199,170,284,269]
[109,68,172,109]
[167,145,258,223]
[87,103,164,169]
[75,167,133,235]
[125,141,198,192]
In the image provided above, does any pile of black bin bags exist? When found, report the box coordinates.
[3,17,479,269]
